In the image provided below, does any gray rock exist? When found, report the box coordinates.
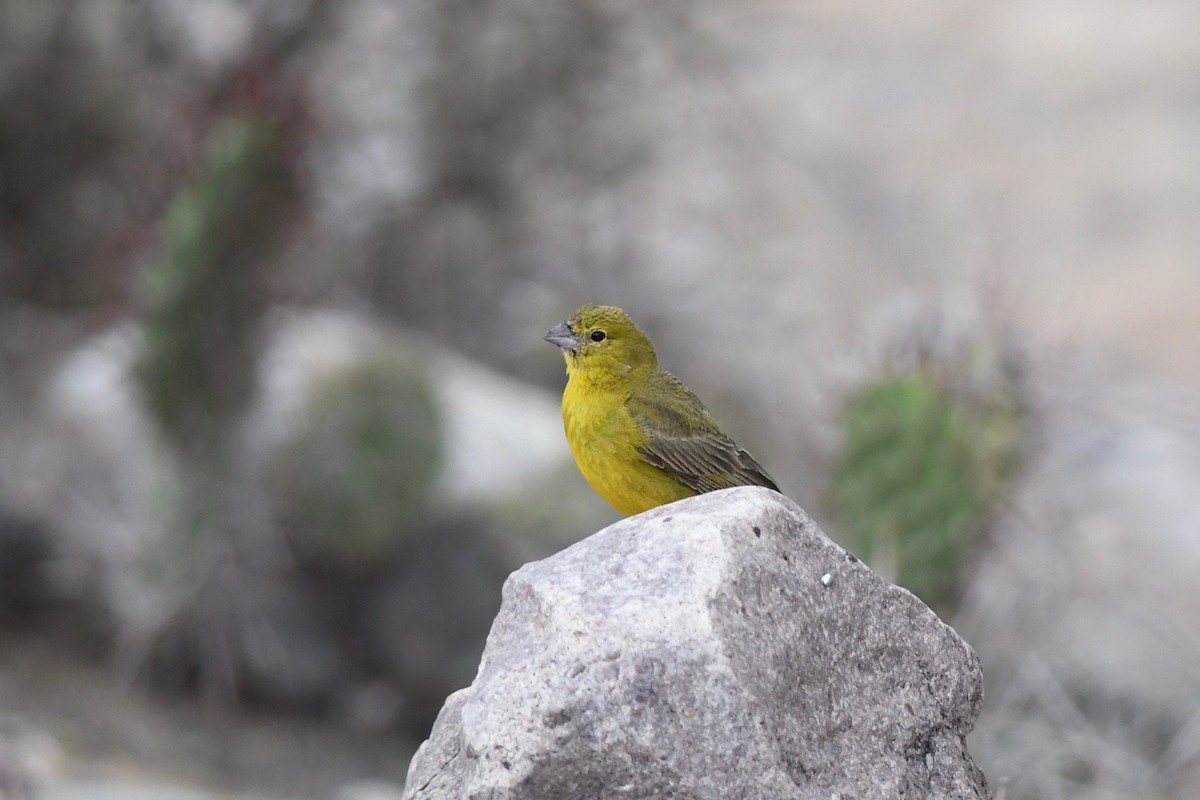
[402,487,989,800]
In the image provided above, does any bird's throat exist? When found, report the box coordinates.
[566,357,640,393]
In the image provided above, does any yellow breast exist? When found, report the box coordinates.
[561,377,697,515]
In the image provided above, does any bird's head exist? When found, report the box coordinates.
[544,304,658,382]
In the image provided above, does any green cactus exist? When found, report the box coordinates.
[272,357,442,568]
[834,359,1023,611]
[126,115,298,699]
[138,116,291,457]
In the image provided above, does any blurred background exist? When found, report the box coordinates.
[1,1,1198,798]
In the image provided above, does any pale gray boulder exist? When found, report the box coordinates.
[403,487,989,800]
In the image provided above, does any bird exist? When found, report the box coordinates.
[544,304,779,515]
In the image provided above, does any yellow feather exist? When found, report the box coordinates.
[546,305,778,516]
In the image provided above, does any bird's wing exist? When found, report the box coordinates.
[627,371,780,494]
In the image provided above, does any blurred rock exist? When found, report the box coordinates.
[337,779,406,800]
[33,323,177,634]
[403,488,990,800]
[0,725,62,800]
[0,737,33,800]
[19,308,589,719]
[39,781,243,800]
[958,363,1200,799]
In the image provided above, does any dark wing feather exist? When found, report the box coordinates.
[628,370,780,495]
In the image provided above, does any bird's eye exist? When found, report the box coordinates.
[590,330,607,342]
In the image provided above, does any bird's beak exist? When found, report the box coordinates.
[543,321,579,352]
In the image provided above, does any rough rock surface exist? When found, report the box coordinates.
[402,487,990,800]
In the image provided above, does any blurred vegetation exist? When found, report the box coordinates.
[833,348,1025,612]
[270,357,442,568]
[0,6,158,306]
[138,117,290,456]
[129,114,299,699]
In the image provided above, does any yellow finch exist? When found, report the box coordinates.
[544,304,779,515]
